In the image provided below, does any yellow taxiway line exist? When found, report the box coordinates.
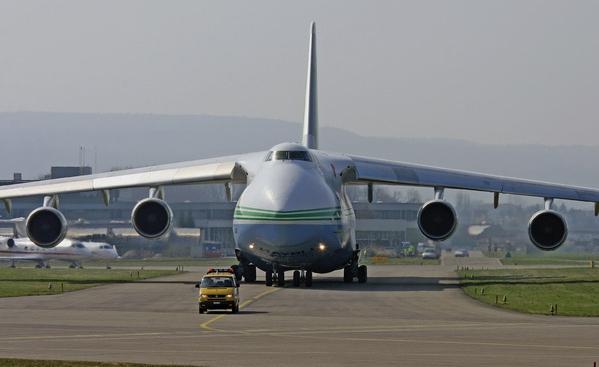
[200,287,280,331]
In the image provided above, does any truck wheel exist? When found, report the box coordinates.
[265,271,273,286]
[232,304,239,313]
[199,304,205,314]
[292,271,300,287]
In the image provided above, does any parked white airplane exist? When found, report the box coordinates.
[0,23,598,286]
[0,237,119,268]
[0,218,119,268]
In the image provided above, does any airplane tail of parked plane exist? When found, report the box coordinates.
[302,21,318,150]
[0,217,26,238]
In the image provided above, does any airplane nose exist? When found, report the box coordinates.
[239,162,338,212]
[234,162,344,264]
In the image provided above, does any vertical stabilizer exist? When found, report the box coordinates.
[0,217,26,238]
[302,22,318,149]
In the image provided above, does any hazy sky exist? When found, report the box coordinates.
[1,1,598,145]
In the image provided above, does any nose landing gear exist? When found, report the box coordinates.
[266,269,313,288]
[277,269,285,287]
[292,270,300,287]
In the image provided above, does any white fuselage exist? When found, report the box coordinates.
[0,237,119,264]
[233,144,356,273]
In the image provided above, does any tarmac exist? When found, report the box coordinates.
[0,251,598,366]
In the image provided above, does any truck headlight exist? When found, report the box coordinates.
[201,294,208,298]
[226,294,233,298]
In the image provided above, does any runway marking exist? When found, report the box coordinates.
[285,333,599,352]
[200,287,280,332]
[0,332,167,341]
[199,314,227,331]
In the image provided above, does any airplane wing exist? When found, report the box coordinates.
[343,155,599,204]
[0,153,262,201]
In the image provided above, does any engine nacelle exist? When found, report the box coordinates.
[131,198,173,238]
[417,200,458,241]
[25,207,68,248]
[528,210,568,251]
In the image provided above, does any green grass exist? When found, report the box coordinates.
[460,267,599,316]
[0,268,178,297]
[0,359,195,367]
[500,254,599,266]
[362,257,440,265]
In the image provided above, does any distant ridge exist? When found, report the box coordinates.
[2,112,599,190]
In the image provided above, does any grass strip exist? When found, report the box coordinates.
[460,267,599,316]
[0,268,178,297]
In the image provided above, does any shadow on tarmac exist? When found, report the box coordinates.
[238,277,460,292]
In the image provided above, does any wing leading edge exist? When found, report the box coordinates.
[344,155,599,204]
[0,153,261,201]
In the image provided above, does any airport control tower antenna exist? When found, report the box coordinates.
[78,146,86,175]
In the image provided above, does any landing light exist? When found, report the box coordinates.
[318,243,327,251]
[249,243,255,249]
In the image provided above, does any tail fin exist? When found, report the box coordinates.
[302,22,318,149]
[0,217,26,238]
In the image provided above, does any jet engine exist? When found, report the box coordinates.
[528,210,568,251]
[25,207,68,248]
[131,198,173,238]
[417,200,458,241]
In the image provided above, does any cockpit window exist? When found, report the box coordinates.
[288,151,311,161]
[265,151,311,162]
[72,243,85,248]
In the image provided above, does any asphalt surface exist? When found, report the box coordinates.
[0,252,598,366]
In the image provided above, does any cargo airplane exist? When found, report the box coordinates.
[0,23,598,286]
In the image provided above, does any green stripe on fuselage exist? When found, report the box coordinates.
[234,206,341,221]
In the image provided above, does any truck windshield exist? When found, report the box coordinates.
[200,277,234,288]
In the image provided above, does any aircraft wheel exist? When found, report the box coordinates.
[357,265,368,283]
[265,271,273,286]
[343,266,353,283]
[277,269,285,287]
[292,270,300,287]
[244,264,257,283]
[231,265,242,281]
[305,271,313,287]
[69,264,76,269]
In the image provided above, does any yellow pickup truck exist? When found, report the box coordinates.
[196,268,240,314]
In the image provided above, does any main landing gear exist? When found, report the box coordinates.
[231,263,257,283]
[343,249,368,284]
[265,269,313,288]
